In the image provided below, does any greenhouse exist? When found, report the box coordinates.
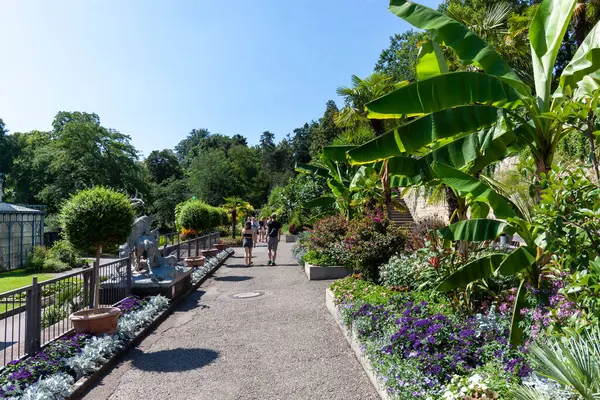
[0,175,44,271]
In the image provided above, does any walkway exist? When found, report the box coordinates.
[84,241,378,400]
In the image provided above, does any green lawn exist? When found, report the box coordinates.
[0,269,55,294]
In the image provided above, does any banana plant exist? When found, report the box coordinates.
[296,146,384,219]
[347,0,600,191]
[429,162,548,345]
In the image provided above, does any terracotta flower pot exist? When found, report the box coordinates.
[201,249,218,258]
[214,243,228,251]
[185,256,206,267]
[70,307,121,335]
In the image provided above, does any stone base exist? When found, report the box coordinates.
[131,268,193,299]
[325,289,391,400]
[304,263,351,280]
[285,235,297,243]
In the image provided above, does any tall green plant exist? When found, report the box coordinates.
[347,0,600,194]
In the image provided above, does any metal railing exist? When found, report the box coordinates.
[0,232,220,367]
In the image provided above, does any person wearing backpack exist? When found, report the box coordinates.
[266,214,281,265]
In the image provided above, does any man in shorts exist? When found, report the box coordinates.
[266,214,281,265]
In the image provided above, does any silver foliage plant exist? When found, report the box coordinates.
[117,295,170,341]
[67,336,123,379]
[191,248,233,284]
[7,373,74,400]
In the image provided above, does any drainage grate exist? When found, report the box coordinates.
[231,292,264,299]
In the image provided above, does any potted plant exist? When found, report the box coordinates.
[62,187,135,335]
[184,256,206,267]
[286,223,299,243]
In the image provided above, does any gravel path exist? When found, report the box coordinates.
[84,241,378,400]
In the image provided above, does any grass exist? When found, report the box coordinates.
[0,269,55,294]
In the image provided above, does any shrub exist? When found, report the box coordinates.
[220,209,229,225]
[24,246,48,272]
[42,258,71,272]
[308,214,349,252]
[60,187,134,257]
[48,240,79,267]
[344,211,406,283]
[208,207,222,229]
[220,237,242,247]
[288,224,299,235]
[406,216,447,251]
[178,200,211,232]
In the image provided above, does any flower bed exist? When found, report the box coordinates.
[329,276,529,398]
[0,295,169,399]
[191,248,233,284]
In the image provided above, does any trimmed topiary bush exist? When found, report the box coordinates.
[208,207,222,229]
[178,200,211,233]
[60,187,134,309]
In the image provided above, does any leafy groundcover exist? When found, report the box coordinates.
[330,276,531,399]
[0,295,169,399]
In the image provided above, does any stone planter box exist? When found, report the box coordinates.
[304,263,351,280]
[325,288,391,400]
[285,234,298,243]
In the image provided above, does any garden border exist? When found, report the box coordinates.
[305,263,351,280]
[68,250,234,400]
[325,288,391,400]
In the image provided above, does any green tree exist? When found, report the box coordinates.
[148,178,189,230]
[310,100,343,156]
[188,149,237,205]
[0,119,15,177]
[375,30,429,83]
[291,122,316,165]
[60,187,134,310]
[175,128,210,164]
[145,149,183,184]
[221,197,254,238]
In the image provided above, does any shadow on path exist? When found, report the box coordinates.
[130,348,219,372]
[213,276,253,282]
[177,290,207,312]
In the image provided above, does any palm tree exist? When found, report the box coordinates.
[221,197,254,238]
[335,72,397,137]
[336,72,398,217]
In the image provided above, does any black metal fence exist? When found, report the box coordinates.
[0,232,219,367]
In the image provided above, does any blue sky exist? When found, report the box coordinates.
[0,0,440,157]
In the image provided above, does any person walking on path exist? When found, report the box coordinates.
[258,216,267,243]
[266,214,281,265]
[242,221,254,267]
[251,217,259,247]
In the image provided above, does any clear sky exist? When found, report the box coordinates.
[0,0,440,157]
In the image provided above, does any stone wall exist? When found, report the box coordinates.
[403,190,448,223]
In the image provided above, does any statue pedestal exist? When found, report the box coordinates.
[130,266,193,299]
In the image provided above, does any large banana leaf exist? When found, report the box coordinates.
[560,22,600,93]
[322,145,356,163]
[303,196,336,209]
[431,162,518,219]
[529,0,577,109]
[497,246,537,276]
[382,116,520,186]
[416,40,448,80]
[436,254,506,292]
[439,218,507,242]
[295,163,329,178]
[388,0,528,95]
[350,166,379,191]
[366,72,523,119]
[348,105,502,163]
[510,280,528,345]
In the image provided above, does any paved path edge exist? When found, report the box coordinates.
[325,288,390,400]
[68,251,234,400]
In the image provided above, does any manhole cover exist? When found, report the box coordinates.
[231,292,264,299]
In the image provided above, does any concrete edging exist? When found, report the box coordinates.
[325,288,391,400]
[305,263,351,280]
[68,251,233,400]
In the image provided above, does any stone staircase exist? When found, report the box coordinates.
[390,197,414,226]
